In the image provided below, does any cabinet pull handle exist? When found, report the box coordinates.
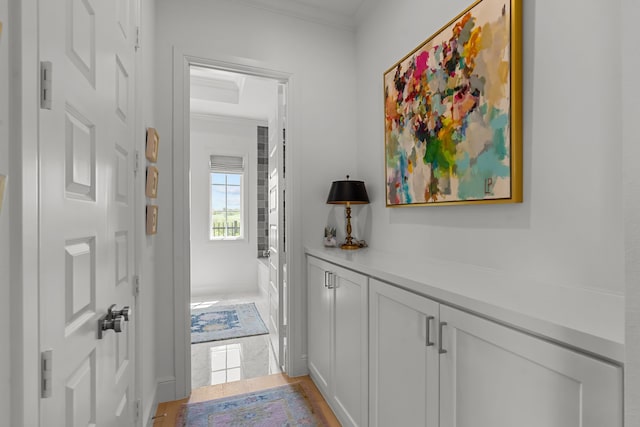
[438,321,448,354]
[324,271,329,288]
[425,316,434,347]
[327,272,335,289]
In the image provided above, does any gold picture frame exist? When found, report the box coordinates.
[146,166,159,198]
[383,0,522,206]
[145,128,160,162]
[146,205,158,235]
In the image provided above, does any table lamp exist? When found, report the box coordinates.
[326,176,369,250]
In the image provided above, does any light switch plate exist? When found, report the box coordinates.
[0,174,6,214]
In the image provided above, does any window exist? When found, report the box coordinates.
[210,155,245,240]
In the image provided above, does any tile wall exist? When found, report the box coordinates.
[257,126,269,256]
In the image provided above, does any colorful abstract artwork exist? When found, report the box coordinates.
[384,0,522,206]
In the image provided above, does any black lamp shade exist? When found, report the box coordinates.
[326,180,370,204]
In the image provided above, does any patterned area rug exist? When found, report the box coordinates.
[176,383,328,427]
[191,303,269,344]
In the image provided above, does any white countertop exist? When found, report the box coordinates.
[305,246,625,363]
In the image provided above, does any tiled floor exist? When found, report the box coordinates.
[190,292,280,390]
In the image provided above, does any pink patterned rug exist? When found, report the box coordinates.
[176,383,329,426]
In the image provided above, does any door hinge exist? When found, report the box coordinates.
[40,61,52,110]
[133,275,140,296]
[135,26,141,51]
[134,150,140,177]
[134,399,140,422]
[41,350,53,398]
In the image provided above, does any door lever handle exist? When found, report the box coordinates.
[98,304,132,339]
[98,314,126,339]
[109,304,131,321]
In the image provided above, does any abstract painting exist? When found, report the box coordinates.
[384,0,522,206]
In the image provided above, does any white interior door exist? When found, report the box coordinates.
[39,0,137,425]
[268,83,287,369]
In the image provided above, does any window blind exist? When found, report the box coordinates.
[209,155,244,173]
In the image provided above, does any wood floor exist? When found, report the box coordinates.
[152,374,341,426]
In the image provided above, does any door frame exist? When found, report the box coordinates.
[11,0,41,426]
[171,47,296,398]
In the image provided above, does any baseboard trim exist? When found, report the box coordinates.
[288,353,309,377]
[156,376,177,405]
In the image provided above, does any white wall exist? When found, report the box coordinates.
[155,0,357,394]
[190,116,262,297]
[0,0,10,422]
[623,0,640,423]
[137,0,159,424]
[355,0,624,295]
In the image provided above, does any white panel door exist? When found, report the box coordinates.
[369,279,439,427]
[439,305,623,427]
[268,83,286,369]
[39,0,137,425]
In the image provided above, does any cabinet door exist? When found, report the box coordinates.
[369,279,440,427]
[307,256,332,393]
[333,266,368,427]
[439,305,623,427]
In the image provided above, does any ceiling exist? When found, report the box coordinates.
[239,0,370,29]
[285,0,367,17]
[190,66,278,122]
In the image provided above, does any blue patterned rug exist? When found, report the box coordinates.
[191,303,269,344]
[176,383,329,426]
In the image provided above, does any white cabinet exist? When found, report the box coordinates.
[307,256,332,391]
[307,255,368,427]
[439,305,623,427]
[368,279,623,427]
[369,279,439,427]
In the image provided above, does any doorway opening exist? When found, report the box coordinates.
[187,65,289,392]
